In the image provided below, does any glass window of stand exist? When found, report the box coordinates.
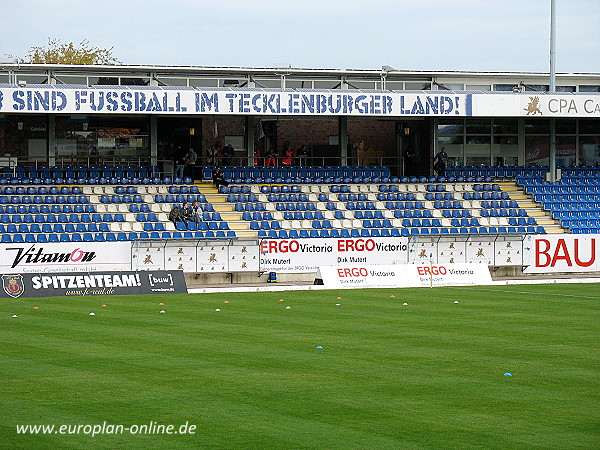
[54,116,150,166]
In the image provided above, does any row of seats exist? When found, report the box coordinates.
[552,211,600,219]
[461,192,510,200]
[532,183,600,190]
[0,175,194,186]
[562,220,600,233]
[0,230,237,243]
[0,195,88,204]
[207,171,497,185]
[368,193,418,201]
[478,200,520,209]
[233,202,267,212]
[226,190,512,204]
[515,166,600,181]
[527,185,600,194]
[222,182,501,195]
[0,204,96,214]
[537,194,600,203]
[246,217,537,230]
[447,166,550,178]
[173,221,230,231]
[6,164,590,185]
[479,209,529,218]
[254,208,472,221]
[545,202,600,212]
[0,223,112,233]
[226,194,260,203]
[560,167,600,175]
[0,186,84,195]
[207,165,390,178]
[154,194,208,204]
[269,202,319,212]
[7,166,159,179]
[0,213,126,223]
[257,226,546,239]
[99,194,212,204]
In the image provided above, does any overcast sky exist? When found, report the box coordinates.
[2,0,599,73]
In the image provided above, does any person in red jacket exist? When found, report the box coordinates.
[281,148,293,166]
[265,147,277,166]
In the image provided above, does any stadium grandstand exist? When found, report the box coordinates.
[0,64,598,245]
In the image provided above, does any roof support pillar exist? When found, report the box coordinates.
[339,116,348,166]
[246,116,255,166]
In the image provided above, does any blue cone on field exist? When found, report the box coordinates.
[504,372,512,376]
[316,345,323,349]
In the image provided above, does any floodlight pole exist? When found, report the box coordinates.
[550,0,556,92]
[549,0,557,182]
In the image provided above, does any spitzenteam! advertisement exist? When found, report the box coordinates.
[0,270,187,298]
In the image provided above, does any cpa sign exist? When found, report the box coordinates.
[524,235,598,273]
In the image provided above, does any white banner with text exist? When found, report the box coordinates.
[0,242,131,274]
[1,87,598,117]
[260,237,409,273]
[523,234,599,273]
[317,263,493,289]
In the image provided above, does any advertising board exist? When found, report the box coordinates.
[0,270,187,298]
[318,263,492,289]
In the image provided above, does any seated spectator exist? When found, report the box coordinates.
[181,202,194,223]
[191,201,201,223]
[212,167,229,189]
[168,206,182,224]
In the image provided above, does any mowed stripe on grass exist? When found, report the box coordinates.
[1,284,598,449]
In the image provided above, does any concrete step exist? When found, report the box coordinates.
[527,210,547,217]
[213,204,233,212]
[235,230,258,239]
[206,195,226,203]
[196,183,219,194]
[220,212,241,221]
[545,228,566,234]
[519,202,538,208]
[229,222,250,231]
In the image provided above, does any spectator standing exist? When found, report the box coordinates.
[173,146,186,179]
[222,144,235,166]
[184,147,197,180]
[265,147,278,167]
[206,145,217,166]
[433,146,449,177]
[281,144,294,167]
[254,148,262,166]
[215,142,223,166]
[404,145,415,176]
[296,144,309,166]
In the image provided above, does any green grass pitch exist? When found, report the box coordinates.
[1,284,599,449]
